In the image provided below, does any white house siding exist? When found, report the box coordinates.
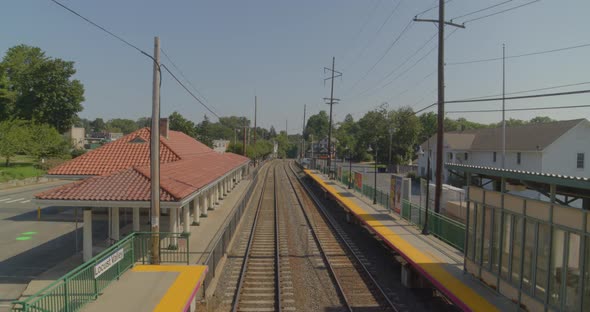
[541,120,590,177]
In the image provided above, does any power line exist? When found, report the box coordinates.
[462,0,541,24]
[160,48,217,113]
[349,31,437,99]
[460,81,590,101]
[342,0,384,60]
[344,0,403,71]
[377,27,459,93]
[414,0,453,17]
[450,0,514,21]
[447,104,590,114]
[414,88,590,113]
[446,89,590,104]
[447,42,590,65]
[161,64,220,119]
[347,20,413,92]
[48,0,220,120]
[48,0,151,59]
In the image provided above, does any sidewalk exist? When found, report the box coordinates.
[306,170,517,312]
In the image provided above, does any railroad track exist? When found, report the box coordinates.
[232,162,292,312]
[283,161,399,312]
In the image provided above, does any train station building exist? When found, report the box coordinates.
[34,119,250,262]
[447,164,590,311]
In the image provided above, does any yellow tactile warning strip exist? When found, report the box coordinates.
[132,265,208,312]
[305,170,499,312]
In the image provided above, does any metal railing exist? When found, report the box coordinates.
[12,232,189,312]
[200,165,261,294]
[401,200,465,251]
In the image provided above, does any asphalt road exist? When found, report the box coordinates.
[0,181,108,309]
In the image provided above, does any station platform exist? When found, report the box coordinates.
[82,265,207,312]
[304,170,517,312]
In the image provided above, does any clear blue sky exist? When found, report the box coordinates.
[2,0,589,131]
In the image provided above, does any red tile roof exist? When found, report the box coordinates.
[39,125,251,203]
[47,128,212,176]
[36,167,176,201]
[36,152,250,202]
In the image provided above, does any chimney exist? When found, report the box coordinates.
[159,118,169,139]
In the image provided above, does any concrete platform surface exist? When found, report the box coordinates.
[82,265,207,312]
[305,170,518,312]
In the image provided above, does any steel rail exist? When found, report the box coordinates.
[281,163,353,312]
[231,164,274,312]
[273,165,282,312]
[287,161,400,312]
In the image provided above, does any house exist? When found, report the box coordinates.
[305,136,336,159]
[417,119,590,184]
[213,139,230,153]
[64,126,85,150]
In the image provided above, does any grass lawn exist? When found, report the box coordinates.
[0,155,46,183]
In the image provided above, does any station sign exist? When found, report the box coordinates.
[94,248,125,278]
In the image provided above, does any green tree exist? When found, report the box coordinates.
[304,110,329,140]
[357,107,389,162]
[530,116,554,123]
[169,111,197,137]
[29,123,68,159]
[1,45,85,132]
[389,106,421,165]
[0,120,31,166]
[136,117,151,128]
[106,118,138,134]
[418,112,437,142]
[335,114,358,159]
[90,118,106,132]
[0,72,16,121]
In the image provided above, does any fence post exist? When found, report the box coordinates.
[64,278,69,312]
[186,234,190,265]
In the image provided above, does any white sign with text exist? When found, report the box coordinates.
[94,248,125,278]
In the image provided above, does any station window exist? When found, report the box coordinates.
[448,152,453,160]
[577,153,585,169]
[535,223,550,301]
[464,152,469,161]
[517,152,522,165]
[493,151,497,162]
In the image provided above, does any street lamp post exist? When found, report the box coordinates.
[388,127,395,173]
[347,146,352,189]
[368,145,377,205]
[420,140,431,235]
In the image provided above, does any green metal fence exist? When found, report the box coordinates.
[401,200,465,251]
[12,232,189,312]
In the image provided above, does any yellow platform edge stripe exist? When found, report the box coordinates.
[133,265,208,312]
[304,170,498,312]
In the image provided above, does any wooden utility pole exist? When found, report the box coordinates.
[150,36,161,264]
[253,96,257,145]
[302,104,306,158]
[414,1,464,213]
[253,96,257,165]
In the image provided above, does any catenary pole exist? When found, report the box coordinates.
[502,44,506,169]
[150,36,161,264]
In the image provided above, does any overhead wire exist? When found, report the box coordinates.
[447,42,590,65]
[450,0,514,21]
[344,0,403,71]
[462,0,541,24]
[414,88,590,114]
[349,31,437,99]
[160,48,218,114]
[447,104,590,114]
[414,0,453,17]
[460,81,590,101]
[341,0,384,61]
[47,0,220,119]
[347,19,414,93]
